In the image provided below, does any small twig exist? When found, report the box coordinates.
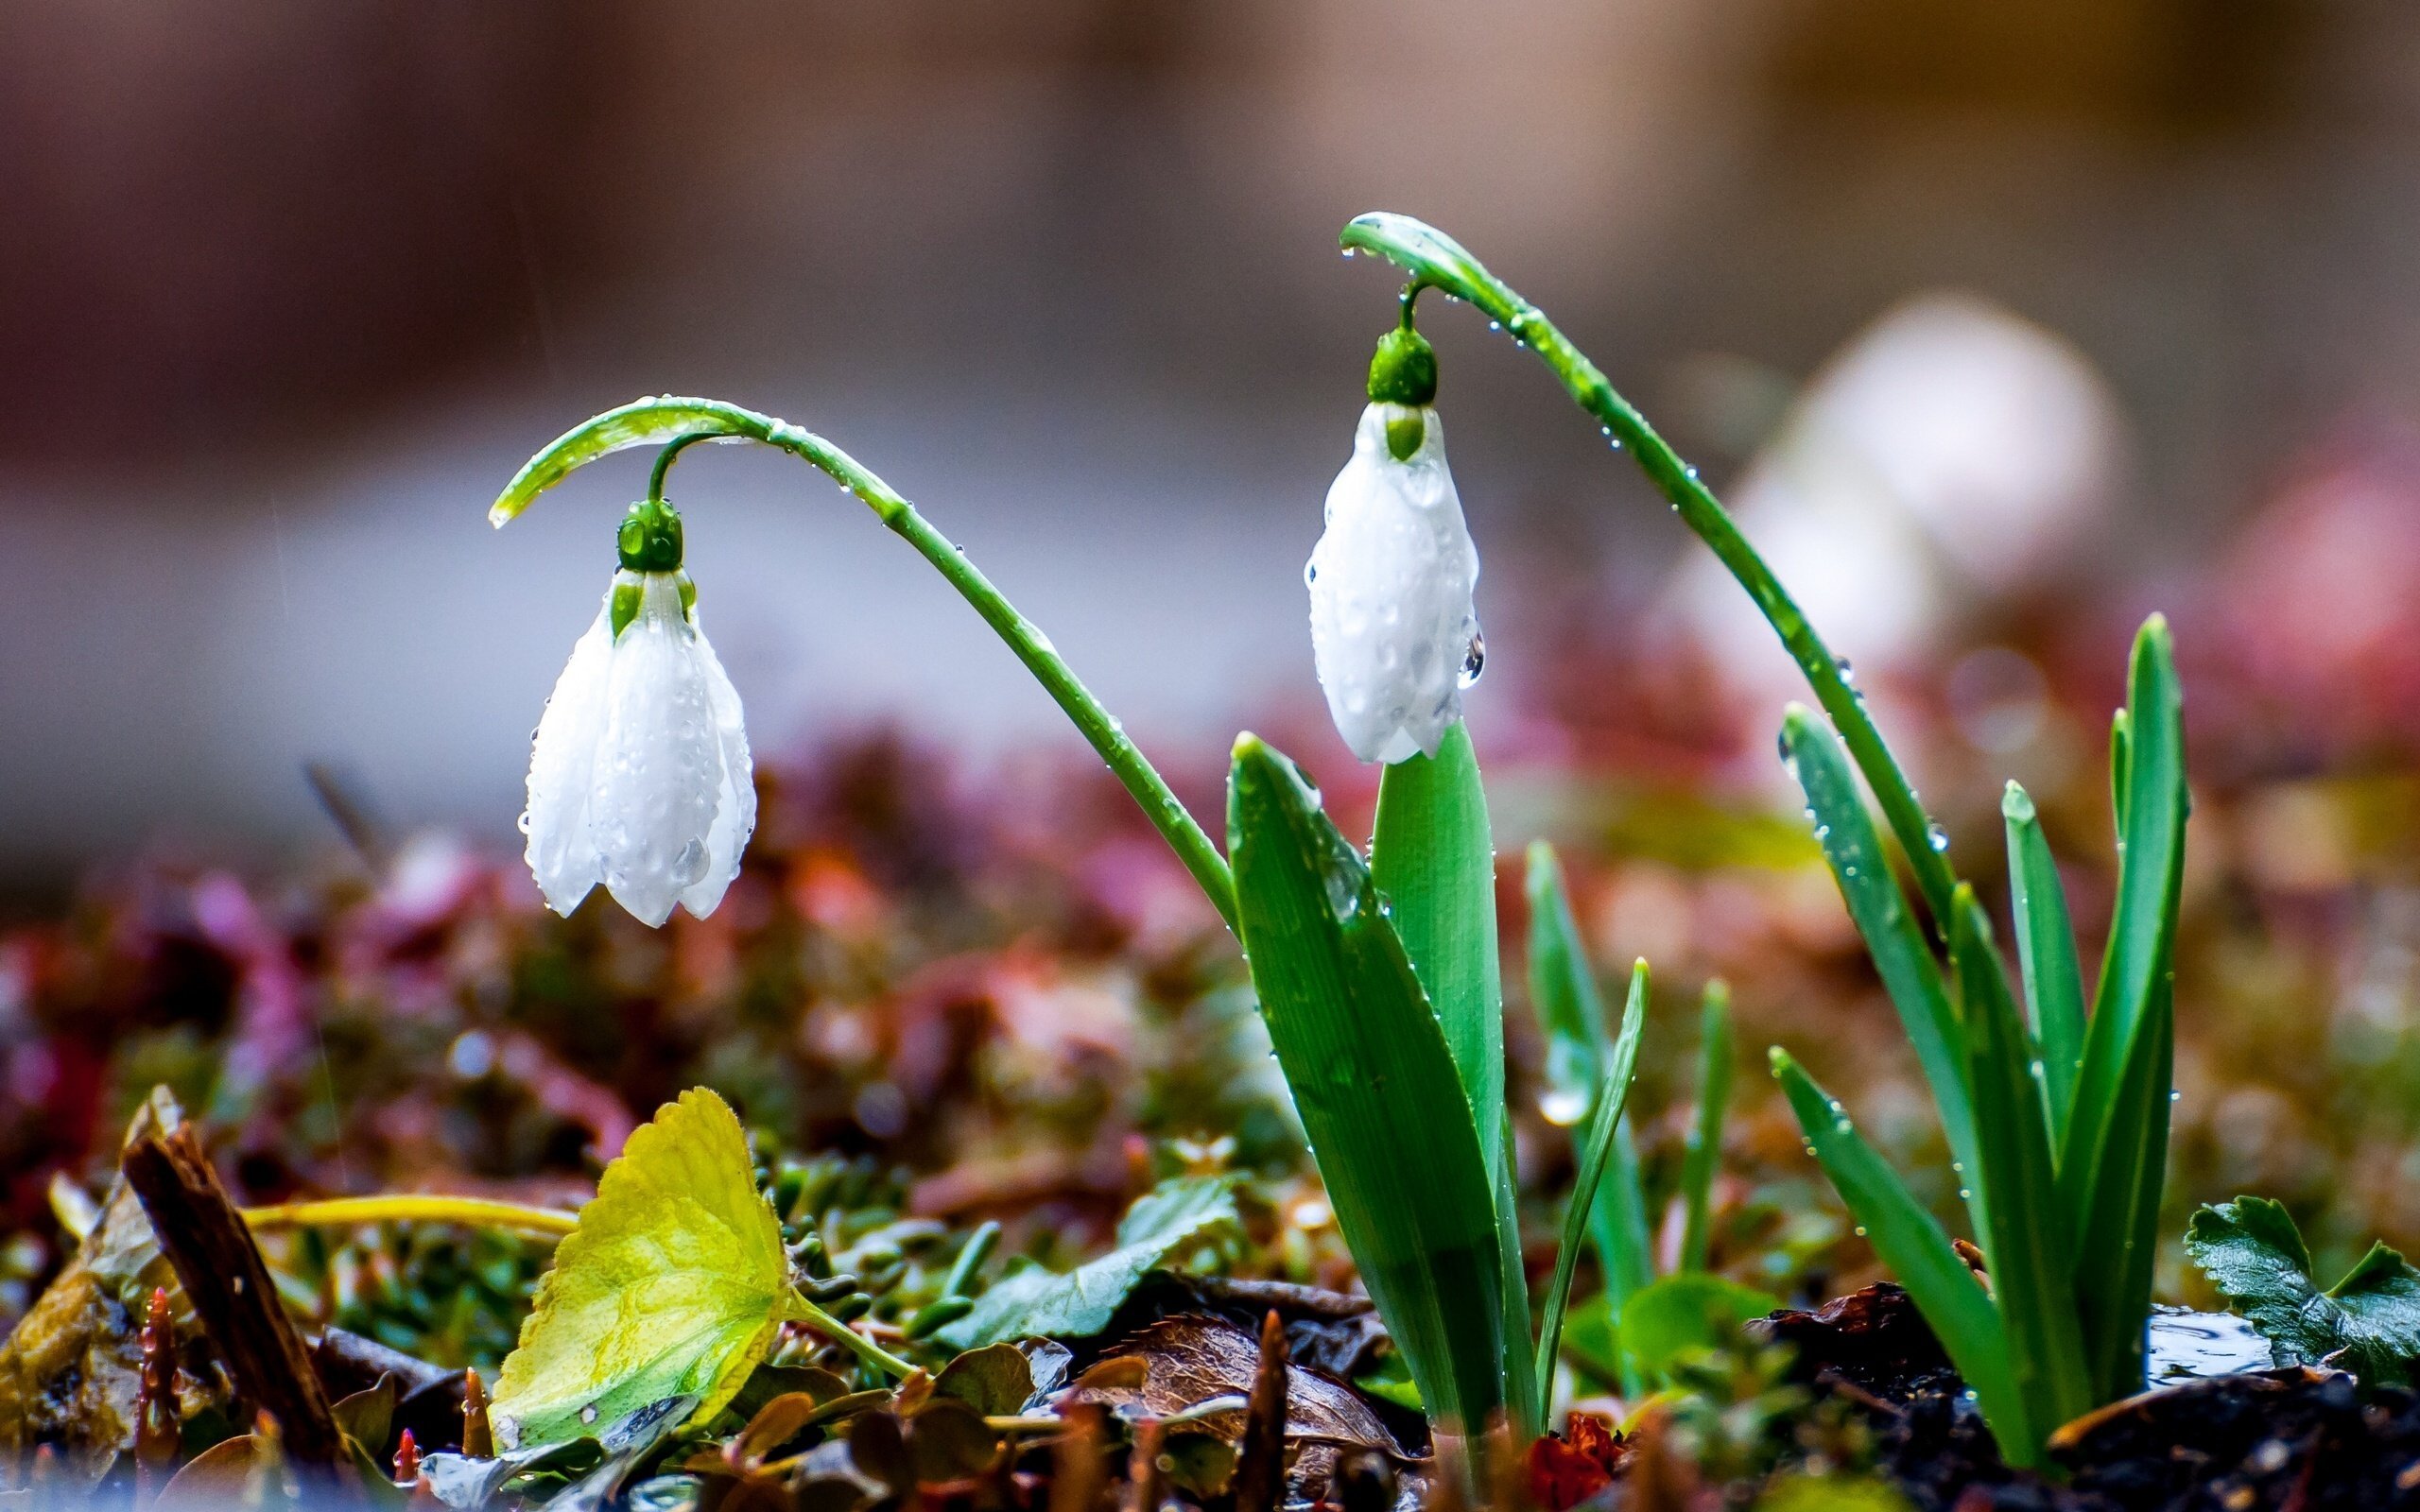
[1049,1403,1108,1512]
[461,1368,493,1458]
[135,1286,180,1499]
[1125,1418,1167,1512]
[123,1128,353,1474]
[1232,1311,1290,1512]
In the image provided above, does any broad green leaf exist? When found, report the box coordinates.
[2001,782,2085,1141]
[1678,981,1734,1274]
[1372,724,1532,1434]
[1372,722,1505,1176]
[1535,961,1649,1392]
[1525,843,1654,1345]
[492,1090,786,1448]
[2061,618,2187,1399]
[937,1175,1239,1349]
[1778,708,1979,1227]
[1770,1051,2022,1463]
[1616,1273,1780,1383]
[1951,889,2091,1441]
[2185,1197,2420,1384]
[1228,734,1508,1435]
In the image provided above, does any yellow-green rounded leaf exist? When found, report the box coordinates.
[493,1089,786,1447]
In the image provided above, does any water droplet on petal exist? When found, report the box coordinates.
[1459,631,1486,688]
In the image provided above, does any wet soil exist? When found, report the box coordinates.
[1765,1285,2420,1511]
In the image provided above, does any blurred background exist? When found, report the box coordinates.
[10,0,2420,892]
[13,0,2420,1370]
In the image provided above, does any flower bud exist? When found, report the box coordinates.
[1306,391,1483,765]
[524,507,754,925]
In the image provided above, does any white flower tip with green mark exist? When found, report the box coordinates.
[523,574,755,925]
[1306,403,1482,765]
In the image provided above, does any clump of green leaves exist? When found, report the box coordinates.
[2186,1196,2420,1383]
[1224,729,1656,1454]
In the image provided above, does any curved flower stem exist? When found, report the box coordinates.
[240,1195,579,1238]
[785,1291,917,1380]
[1339,215,1960,934]
[492,397,1239,936]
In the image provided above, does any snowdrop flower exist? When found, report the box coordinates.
[522,497,755,925]
[1306,322,1483,764]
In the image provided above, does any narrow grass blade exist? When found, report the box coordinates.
[1493,1119,1539,1439]
[1952,888,2093,1444]
[1536,963,1650,1393]
[1678,981,1734,1273]
[2002,783,2086,1142]
[2059,619,2187,1393]
[2109,709,2133,833]
[2075,994,2174,1401]
[1770,1051,2025,1463]
[1524,844,1655,1320]
[1228,735,1507,1435]
[1779,708,1979,1223]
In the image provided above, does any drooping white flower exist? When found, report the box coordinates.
[523,502,754,925]
[1306,401,1483,764]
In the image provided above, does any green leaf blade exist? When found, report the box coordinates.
[1770,1051,2025,1464]
[1372,723,1508,1219]
[1524,844,1655,1320]
[1535,961,1650,1392]
[1228,734,1509,1435]
[1952,890,2092,1439]
[491,1089,788,1448]
[2061,617,2187,1398]
[1679,981,1734,1274]
[1779,708,1979,1218]
[2002,782,2086,1141]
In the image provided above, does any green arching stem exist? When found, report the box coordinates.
[785,1291,917,1380]
[492,397,1238,936]
[648,431,720,505]
[1339,214,1961,934]
[240,1195,579,1238]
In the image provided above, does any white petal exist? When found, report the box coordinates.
[589,576,720,927]
[1306,404,1481,764]
[523,600,614,916]
[678,611,756,919]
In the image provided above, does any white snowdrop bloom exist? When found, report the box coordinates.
[522,501,754,925]
[1307,400,1483,764]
